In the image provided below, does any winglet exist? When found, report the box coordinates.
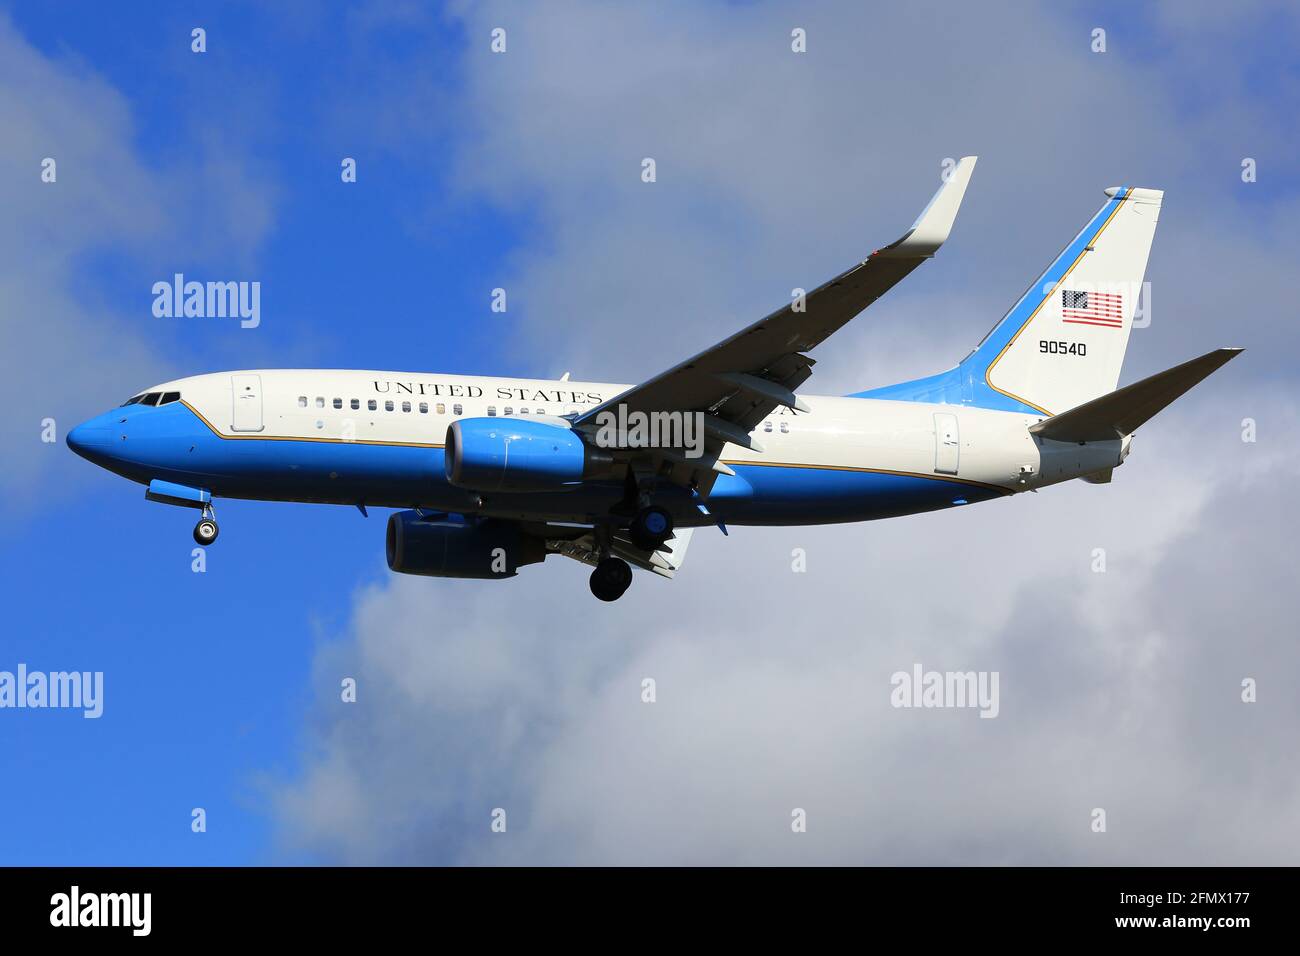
[877,156,977,259]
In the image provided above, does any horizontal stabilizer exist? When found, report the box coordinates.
[1029,348,1243,443]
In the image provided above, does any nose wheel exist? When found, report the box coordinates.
[193,505,219,546]
[589,557,633,602]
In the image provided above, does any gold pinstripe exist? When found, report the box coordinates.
[182,403,1011,495]
[182,400,445,449]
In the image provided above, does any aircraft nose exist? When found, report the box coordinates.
[66,421,114,459]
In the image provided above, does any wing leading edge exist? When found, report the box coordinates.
[574,156,978,491]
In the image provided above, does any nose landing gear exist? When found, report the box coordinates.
[193,504,219,546]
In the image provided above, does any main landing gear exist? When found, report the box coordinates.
[588,506,676,601]
[589,556,633,602]
[193,504,219,546]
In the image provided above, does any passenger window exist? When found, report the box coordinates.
[350,399,360,410]
[315,397,325,408]
[453,404,463,416]
[333,398,343,409]
[504,406,513,416]
[436,403,446,415]
[764,421,773,432]
[780,422,789,434]
[298,396,307,407]
[487,406,497,416]
[520,408,529,415]
[160,392,181,405]
[384,400,394,412]
[419,402,428,414]
[536,408,545,415]
[401,401,411,413]
[368,399,377,411]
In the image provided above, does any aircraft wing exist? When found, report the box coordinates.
[544,526,695,579]
[573,156,977,490]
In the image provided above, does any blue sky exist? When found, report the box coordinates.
[2,1,1298,865]
[1,2,509,864]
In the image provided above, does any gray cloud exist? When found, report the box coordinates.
[267,0,1300,863]
[430,0,1299,383]
[270,393,1300,864]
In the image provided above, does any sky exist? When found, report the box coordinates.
[1,0,1297,865]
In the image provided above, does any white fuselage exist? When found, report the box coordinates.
[92,368,1127,527]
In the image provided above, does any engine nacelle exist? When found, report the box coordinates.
[385,510,545,578]
[444,417,612,492]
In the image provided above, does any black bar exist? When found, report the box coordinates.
[0,866,1285,941]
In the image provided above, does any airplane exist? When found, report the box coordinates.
[67,157,1242,601]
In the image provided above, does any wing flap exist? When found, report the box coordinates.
[545,527,696,579]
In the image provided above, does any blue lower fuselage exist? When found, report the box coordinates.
[69,401,1006,527]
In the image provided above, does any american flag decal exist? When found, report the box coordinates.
[1061,289,1124,328]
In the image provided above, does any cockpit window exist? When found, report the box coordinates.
[121,390,180,407]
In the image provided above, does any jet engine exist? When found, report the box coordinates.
[444,417,613,492]
[385,510,546,578]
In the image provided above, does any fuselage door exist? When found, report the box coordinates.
[231,373,264,433]
[934,412,959,475]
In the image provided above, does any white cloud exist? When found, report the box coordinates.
[0,13,277,517]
